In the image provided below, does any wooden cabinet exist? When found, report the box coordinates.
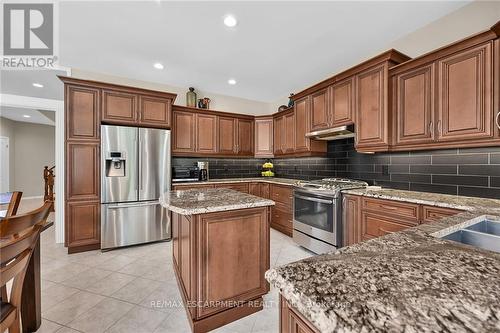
[394,64,435,145]
[421,205,463,223]
[437,42,493,141]
[65,201,100,252]
[66,142,100,201]
[270,184,293,236]
[249,182,270,199]
[283,111,295,154]
[172,208,270,331]
[330,77,355,126]
[280,296,319,333]
[273,115,284,155]
[355,64,389,150]
[360,211,412,241]
[255,117,274,157]
[237,118,254,156]
[65,85,100,140]
[343,195,360,246]
[219,116,237,154]
[172,111,196,153]
[138,95,171,128]
[196,114,218,154]
[310,89,329,131]
[102,89,137,124]
[294,97,310,152]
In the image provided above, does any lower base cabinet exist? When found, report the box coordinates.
[344,195,464,245]
[280,296,319,333]
[65,200,100,253]
[172,208,270,333]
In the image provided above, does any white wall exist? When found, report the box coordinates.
[70,68,272,116]
[0,117,55,197]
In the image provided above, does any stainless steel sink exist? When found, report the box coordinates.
[441,218,500,253]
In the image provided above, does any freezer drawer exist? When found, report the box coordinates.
[101,201,170,250]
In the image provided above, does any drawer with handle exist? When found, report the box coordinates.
[270,184,293,206]
[421,205,463,223]
[361,211,413,241]
[362,197,420,223]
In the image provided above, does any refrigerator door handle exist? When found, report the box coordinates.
[106,201,160,209]
[138,133,143,191]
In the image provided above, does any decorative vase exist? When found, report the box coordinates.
[288,93,295,108]
[186,87,197,107]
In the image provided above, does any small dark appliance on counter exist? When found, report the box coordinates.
[197,161,209,181]
[172,166,200,183]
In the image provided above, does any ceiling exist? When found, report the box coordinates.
[1,69,67,100]
[59,1,469,102]
[0,106,55,126]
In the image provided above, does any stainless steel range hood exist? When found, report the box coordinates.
[305,125,355,141]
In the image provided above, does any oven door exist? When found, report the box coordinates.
[293,190,336,244]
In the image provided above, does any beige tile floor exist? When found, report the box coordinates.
[36,225,314,333]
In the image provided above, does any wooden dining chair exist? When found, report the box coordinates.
[0,201,52,333]
[0,191,23,219]
[0,224,43,333]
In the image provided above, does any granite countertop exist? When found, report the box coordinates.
[266,188,500,333]
[172,177,299,186]
[160,188,275,215]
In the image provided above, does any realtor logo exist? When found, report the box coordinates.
[3,3,53,56]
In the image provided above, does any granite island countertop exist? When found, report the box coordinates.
[265,188,500,333]
[160,188,275,215]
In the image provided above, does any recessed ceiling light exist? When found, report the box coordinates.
[223,15,237,28]
[32,83,43,88]
[153,63,164,70]
[23,115,31,118]
[228,79,237,85]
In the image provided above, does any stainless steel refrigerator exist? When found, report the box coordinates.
[101,125,171,250]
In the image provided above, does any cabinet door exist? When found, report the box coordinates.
[331,77,355,126]
[172,111,195,153]
[172,213,180,269]
[274,116,284,155]
[66,85,100,140]
[284,112,295,154]
[218,116,237,154]
[294,97,310,152]
[437,42,493,141]
[255,119,274,157]
[237,118,254,156]
[66,142,99,201]
[280,296,319,333]
[355,64,388,148]
[102,89,137,124]
[360,211,410,241]
[196,114,218,154]
[343,195,360,246]
[310,89,329,131]
[395,64,435,145]
[138,95,171,128]
[261,183,270,199]
[249,183,261,197]
[66,201,100,249]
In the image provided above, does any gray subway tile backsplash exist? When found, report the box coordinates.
[172,138,500,199]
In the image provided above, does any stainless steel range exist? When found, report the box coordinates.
[293,178,368,254]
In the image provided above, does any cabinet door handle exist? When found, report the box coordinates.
[437,120,442,135]
[496,112,500,130]
[428,122,433,134]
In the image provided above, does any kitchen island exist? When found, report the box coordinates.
[266,189,500,333]
[161,188,275,333]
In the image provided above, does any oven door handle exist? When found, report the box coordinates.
[295,194,333,204]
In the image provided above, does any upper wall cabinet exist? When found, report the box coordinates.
[255,117,274,158]
[65,85,100,141]
[273,114,285,156]
[138,95,172,128]
[172,106,254,157]
[310,89,329,131]
[437,42,493,141]
[393,64,435,145]
[102,89,137,124]
[330,76,355,126]
[391,22,500,151]
[294,96,310,152]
